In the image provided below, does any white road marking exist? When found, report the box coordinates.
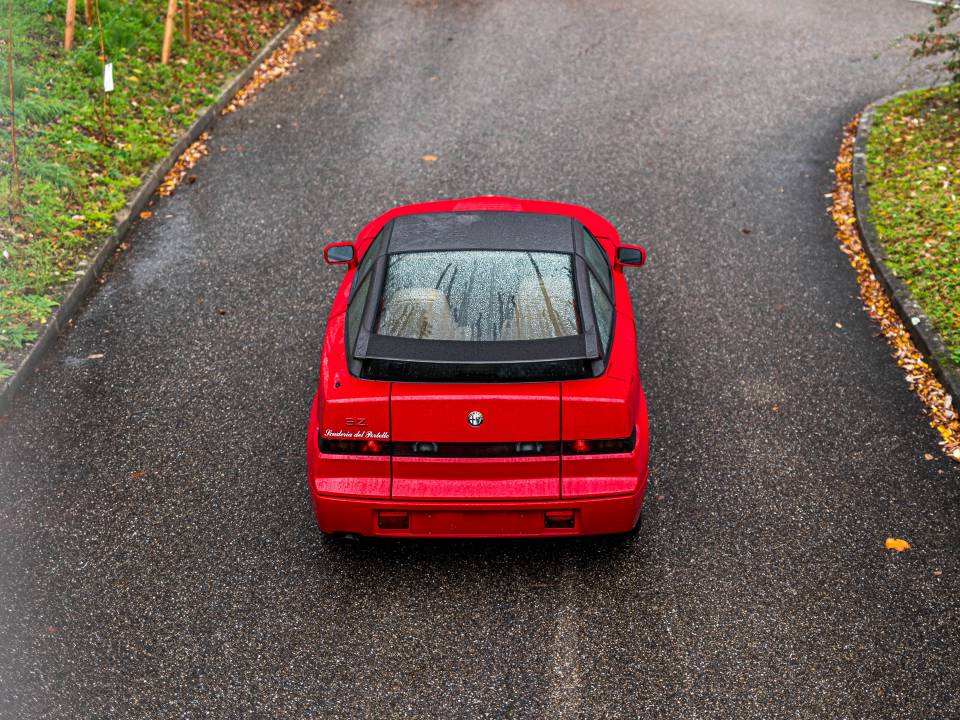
[549,562,582,720]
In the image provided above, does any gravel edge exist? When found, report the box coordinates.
[852,88,960,405]
[0,7,313,414]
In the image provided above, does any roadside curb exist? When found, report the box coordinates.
[852,87,960,406]
[0,7,314,414]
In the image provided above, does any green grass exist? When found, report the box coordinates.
[867,83,960,366]
[1,0,304,369]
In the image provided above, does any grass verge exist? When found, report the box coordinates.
[866,83,960,367]
[0,0,312,378]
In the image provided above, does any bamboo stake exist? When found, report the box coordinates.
[183,0,192,45]
[84,0,92,25]
[6,0,19,213]
[93,0,107,141]
[64,0,76,50]
[161,0,177,65]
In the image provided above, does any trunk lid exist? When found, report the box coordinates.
[389,383,561,500]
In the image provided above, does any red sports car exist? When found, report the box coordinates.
[307,196,648,539]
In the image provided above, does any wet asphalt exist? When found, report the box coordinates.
[2,0,959,717]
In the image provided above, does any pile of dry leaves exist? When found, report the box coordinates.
[223,3,339,115]
[158,3,337,198]
[831,116,960,463]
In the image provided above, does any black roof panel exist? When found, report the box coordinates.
[387,212,576,253]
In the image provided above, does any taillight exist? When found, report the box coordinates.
[319,432,391,455]
[570,439,592,454]
[562,430,636,455]
[363,439,384,454]
[391,441,560,457]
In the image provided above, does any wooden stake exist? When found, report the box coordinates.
[6,0,19,212]
[161,0,177,65]
[183,0,192,45]
[64,0,76,50]
[84,0,92,25]
[93,0,107,141]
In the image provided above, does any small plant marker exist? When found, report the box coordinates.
[162,0,178,65]
[93,0,108,140]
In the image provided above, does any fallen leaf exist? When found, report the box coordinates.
[924,453,934,461]
[933,569,942,577]
[771,404,780,412]
[129,471,146,479]
[139,211,153,220]
[835,322,843,329]
[221,6,339,116]
[740,227,751,235]
[421,154,439,162]
[885,537,911,552]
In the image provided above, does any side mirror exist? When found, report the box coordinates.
[324,242,356,266]
[616,245,646,268]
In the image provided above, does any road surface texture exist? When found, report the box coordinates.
[2,0,958,717]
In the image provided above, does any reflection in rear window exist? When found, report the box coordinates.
[376,251,579,341]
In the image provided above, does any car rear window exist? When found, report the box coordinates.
[375,251,579,342]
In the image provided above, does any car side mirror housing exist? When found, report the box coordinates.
[616,245,646,268]
[324,242,356,266]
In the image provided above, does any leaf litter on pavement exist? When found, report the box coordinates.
[222,3,339,115]
[831,117,960,464]
[159,134,211,198]
[157,3,338,199]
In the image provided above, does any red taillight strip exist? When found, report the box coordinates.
[562,429,637,456]
[392,441,561,458]
[319,430,637,457]
[319,436,392,455]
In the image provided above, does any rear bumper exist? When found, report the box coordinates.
[309,475,646,538]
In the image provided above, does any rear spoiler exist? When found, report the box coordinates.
[354,334,599,365]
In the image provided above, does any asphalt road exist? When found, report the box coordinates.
[2,0,958,717]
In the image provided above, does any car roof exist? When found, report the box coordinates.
[385,211,578,254]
